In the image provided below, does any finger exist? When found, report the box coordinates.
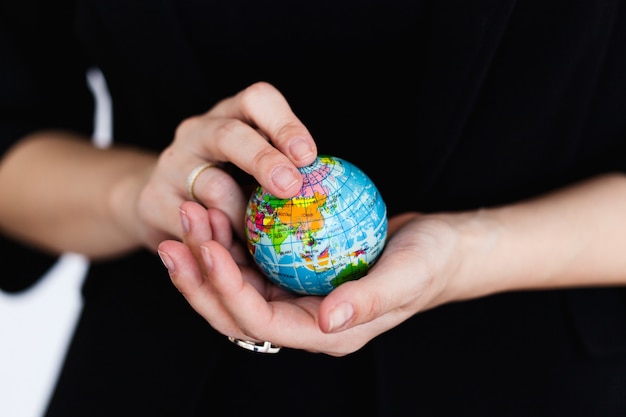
[205,207,233,249]
[182,163,247,241]
[182,202,248,266]
[179,201,214,265]
[201,240,374,354]
[179,239,273,340]
[178,83,317,198]
[316,214,430,334]
[170,203,254,336]
[173,200,391,354]
[211,82,318,168]
[173,235,387,355]
[206,207,250,265]
[199,239,319,345]
[317,250,425,334]
[157,239,240,335]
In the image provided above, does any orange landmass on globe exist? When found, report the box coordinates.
[274,192,327,236]
[247,191,329,256]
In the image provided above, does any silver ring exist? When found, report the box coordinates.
[228,337,281,354]
[186,162,218,201]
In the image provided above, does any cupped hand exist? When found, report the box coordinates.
[132,82,317,250]
[158,202,473,356]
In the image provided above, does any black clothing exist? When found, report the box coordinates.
[1,1,625,416]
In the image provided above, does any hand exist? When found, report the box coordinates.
[158,203,473,356]
[134,82,317,249]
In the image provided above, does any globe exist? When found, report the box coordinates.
[245,155,387,295]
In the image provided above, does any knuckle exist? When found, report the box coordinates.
[239,82,277,112]
[173,115,202,144]
[156,144,176,167]
[213,119,245,143]
[242,81,275,99]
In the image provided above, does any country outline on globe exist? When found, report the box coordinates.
[245,155,388,295]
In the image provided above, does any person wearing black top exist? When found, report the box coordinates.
[1,1,625,416]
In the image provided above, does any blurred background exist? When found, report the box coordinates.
[0,254,88,417]
[0,68,111,417]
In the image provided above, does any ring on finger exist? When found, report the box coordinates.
[228,336,281,354]
[186,162,219,202]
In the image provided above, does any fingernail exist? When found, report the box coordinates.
[271,165,299,192]
[328,302,354,333]
[200,245,214,271]
[158,250,176,273]
[290,137,314,162]
[179,208,190,234]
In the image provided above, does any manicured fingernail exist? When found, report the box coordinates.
[158,250,176,273]
[200,245,214,271]
[290,137,314,162]
[271,165,299,192]
[328,302,354,333]
[179,208,190,234]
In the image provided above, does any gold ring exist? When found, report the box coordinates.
[186,162,217,201]
[228,336,281,354]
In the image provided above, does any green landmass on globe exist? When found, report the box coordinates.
[245,155,387,295]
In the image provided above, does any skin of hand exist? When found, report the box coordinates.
[0,82,316,258]
[158,173,626,356]
[159,204,451,356]
[4,78,626,356]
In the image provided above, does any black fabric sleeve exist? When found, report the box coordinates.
[0,1,94,292]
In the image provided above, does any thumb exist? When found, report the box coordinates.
[317,260,407,334]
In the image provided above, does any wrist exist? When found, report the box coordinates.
[106,150,157,255]
[431,209,504,307]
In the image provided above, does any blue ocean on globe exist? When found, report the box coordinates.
[245,155,387,295]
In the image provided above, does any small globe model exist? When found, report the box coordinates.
[245,155,387,295]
